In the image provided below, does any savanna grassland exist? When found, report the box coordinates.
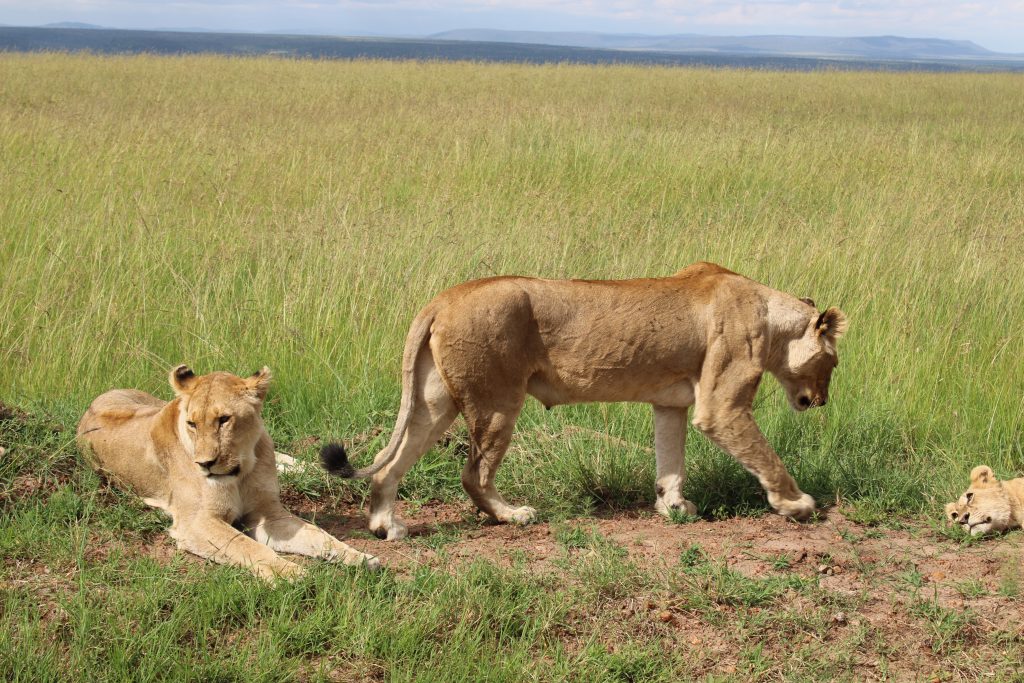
[2,53,1023,681]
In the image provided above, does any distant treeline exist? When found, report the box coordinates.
[2,26,1023,72]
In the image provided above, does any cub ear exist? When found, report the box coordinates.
[970,465,995,487]
[169,364,197,395]
[944,502,958,521]
[799,297,816,308]
[814,307,848,340]
[245,366,272,401]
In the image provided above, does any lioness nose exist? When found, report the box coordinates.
[960,512,970,524]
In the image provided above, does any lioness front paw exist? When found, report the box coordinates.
[655,497,698,519]
[769,492,816,521]
[364,555,382,571]
[505,506,537,525]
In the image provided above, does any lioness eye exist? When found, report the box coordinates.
[950,512,958,520]
[218,415,231,425]
[186,421,196,429]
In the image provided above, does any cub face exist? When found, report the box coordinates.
[169,365,271,478]
[946,465,1014,536]
[773,306,846,412]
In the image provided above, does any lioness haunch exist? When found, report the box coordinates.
[323,261,847,541]
[78,366,379,580]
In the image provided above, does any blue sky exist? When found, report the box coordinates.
[2,1,1022,53]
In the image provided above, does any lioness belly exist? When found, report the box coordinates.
[527,373,695,408]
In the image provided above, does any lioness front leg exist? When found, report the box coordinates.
[176,517,303,581]
[249,507,381,571]
[652,405,698,518]
[694,406,815,520]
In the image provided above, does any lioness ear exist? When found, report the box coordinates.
[815,307,848,340]
[799,297,816,308]
[245,366,272,401]
[970,465,995,487]
[169,364,197,395]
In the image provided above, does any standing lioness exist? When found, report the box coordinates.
[78,366,379,579]
[324,262,847,540]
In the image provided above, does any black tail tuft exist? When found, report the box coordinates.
[320,442,356,478]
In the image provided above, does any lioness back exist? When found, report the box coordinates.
[426,263,752,406]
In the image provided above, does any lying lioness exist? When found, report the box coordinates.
[945,465,1024,535]
[78,365,379,579]
[323,261,847,540]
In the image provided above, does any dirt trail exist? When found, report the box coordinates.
[7,486,1022,680]
[302,500,1023,679]
[308,500,1020,618]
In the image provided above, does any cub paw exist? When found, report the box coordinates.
[769,492,816,521]
[364,555,382,572]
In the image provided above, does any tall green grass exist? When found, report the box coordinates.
[1,54,1023,514]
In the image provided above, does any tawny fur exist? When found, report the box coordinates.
[77,366,379,580]
[945,465,1024,536]
[327,262,847,541]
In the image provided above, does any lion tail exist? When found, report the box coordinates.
[320,308,436,480]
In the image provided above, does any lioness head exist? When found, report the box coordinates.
[169,365,271,478]
[945,465,1014,536]
[772,303,848,412]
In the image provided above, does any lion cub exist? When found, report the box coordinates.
[945,465,1024,536]
[78,365,379,580]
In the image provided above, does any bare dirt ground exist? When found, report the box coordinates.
[290,498,1024,680]
[302,498,1022,608]
[7,475,1022,680]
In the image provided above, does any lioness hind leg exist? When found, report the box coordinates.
[251,508,381,571]
[368,348,458,541]
[462,404,535,525]
[652,405,698,518]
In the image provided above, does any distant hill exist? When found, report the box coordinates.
[431,29,1021,61]
[41,22,105,30]
[1,26,1022,72]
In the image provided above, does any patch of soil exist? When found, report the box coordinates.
[3,474,55,502]
[0,401,32,423]
[309,500,1023,680]
[318,502,1023,599]
[8,489,1021,680]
